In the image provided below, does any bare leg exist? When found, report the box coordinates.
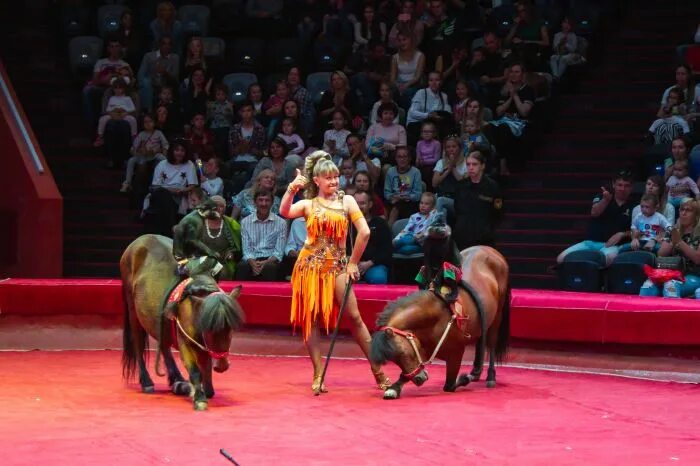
[306,325,327,393]
[335,273,390,389]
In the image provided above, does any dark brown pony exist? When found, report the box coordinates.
[121,234,245,410]
[370,246,510,399]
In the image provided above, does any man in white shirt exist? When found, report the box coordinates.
[406,71,453,145]
[82,39,130,126]
[236,189,287,281]
[138,36,180,111]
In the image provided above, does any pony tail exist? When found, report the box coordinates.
[303,150,333,199]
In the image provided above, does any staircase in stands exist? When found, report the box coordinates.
[2,1,699,288]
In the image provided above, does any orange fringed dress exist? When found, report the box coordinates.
[290,198,363,340]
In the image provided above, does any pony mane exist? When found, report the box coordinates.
[199,292,245,333]
[375,290,432,327]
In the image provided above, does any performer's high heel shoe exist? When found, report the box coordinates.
[373,369,391,390]
[312,375,328,395]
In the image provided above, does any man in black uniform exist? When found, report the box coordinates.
[453,151,503,250]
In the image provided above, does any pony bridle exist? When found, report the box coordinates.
[173,290,230,360]
[379,313,457,380]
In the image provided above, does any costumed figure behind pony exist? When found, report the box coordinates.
[280,150,391,394]
[172,195,241,280]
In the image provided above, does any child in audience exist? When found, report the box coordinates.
[264,79,290,139]
[549,16,583,80]
[619,193,670,253]
[667,160,700,208]
[462,118,491,153]
[452,80,471,125]
[323,110,351,164]
[188,186,207,212]
[121,113,169,192]
[339,158,356,189]
[246,83,265,124]
[94,78,137,146]
[156,85,181,137]
[649,87,690,145]
[207,84,235,158]
[277,117,306,157]
[200,157,224,197]
[393,192,439,254]
[185,112,215,161]
[384,146,424,226]
[370,80,400,125]
[416,121,441,187]
[633,175,675,224]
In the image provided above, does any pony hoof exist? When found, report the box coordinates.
[194,401,208,411]
[468,373,481,382]
[486,380,496,389]
[142,385,155,394]
[457,374,471,386]
[171,381,191,396]
[383,388,400,400]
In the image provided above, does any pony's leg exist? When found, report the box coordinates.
[179,345,208,410]
[468,337,484,382]
[485,327,499,389]
[383,375,410,400]
[130,313,154,393]
[444,351,467,392]
[198,353,215,399]
[162,346,188,395]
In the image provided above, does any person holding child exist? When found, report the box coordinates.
[393,192,440,254]
[121,113,168,193]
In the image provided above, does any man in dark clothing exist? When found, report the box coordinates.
[556,171,635,266]
[352,191,392,284]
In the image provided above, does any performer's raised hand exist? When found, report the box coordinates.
[288,168,307,194]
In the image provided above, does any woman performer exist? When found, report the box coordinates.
[280,151,391,394]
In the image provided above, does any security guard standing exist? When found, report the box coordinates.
[453,151,503,250]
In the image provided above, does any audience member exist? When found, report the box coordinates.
[416,121,442,186]
[252,138,297,196]
[393,192,439,254]
[549,16,583,80]
[352,191,393,284]
[618,193,670,253]
[229,100,267,191]
[390,31,426,111]
[353,4,386,52]
[432,135,464,223]
[633,175,675,223]
[505,2,550,70]
[387,1,424,51]
[282,217,307,280]
[353,170,386,218]
[661,64,699,106]
[182,36,208,79]
[384,146,424,226]
[370,80,401,125]
[347,134,382,182]
[137,35,180,112]
[667,160,700,209]
[182,67,211,123]
[207,83,235,158]
[339,158,356,189]
[185,112,215,161]
[122,113,168,192]
[278,117,306,158]
[287,67,315,138]
[365,102,407,163]
[452,80,471,125]
[421,0,463,69]
[323,110,352,163]
[150,1,183,52]
[117,8,144,70]
[231,169,282,220]
[247,83,266,123]
[406,71,453,144]
[263,79,290,139]
[236,188,287,281]
[317,71,359,134]
[83,38,129,126]
[200,158,224,197]
[649,87,690,144]
[94,78,137,146]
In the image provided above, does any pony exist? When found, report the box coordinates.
[120,234,245,410]
[370,246,510,399]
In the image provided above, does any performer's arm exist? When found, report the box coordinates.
[345,196,370,268]
[280,169,309,218]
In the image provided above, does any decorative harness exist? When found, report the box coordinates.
[379,262,486,381]
[166,278,229,360]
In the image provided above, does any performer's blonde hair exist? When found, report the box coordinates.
[303,150,342,199]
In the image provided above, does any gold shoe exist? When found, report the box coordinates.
[373,370,391,390]
[312,375,328,395]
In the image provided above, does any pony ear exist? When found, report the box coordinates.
[229,285,242,299]
[384,327,394,336]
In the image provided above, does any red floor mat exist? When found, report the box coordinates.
[1,351,698,465]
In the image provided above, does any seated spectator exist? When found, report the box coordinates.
[236,188,287,281]
[353,4,386,53]
[182,67,211,124]
[365,102,407,164]
[229,101,267,192]
[317,71,360,136]
[231,169,282,220]
[207,84,235,159]
[182,37,208,81]
[393,192,439,254]
[463,98,493,135]
[339,158,355,189]
[94,78,137,146]
[618,193,670,253]
[117,8,144,71]
[556,170,635,266]
[462,118,494,173]
[353,170,386,219]
[390,31,426,111]
[82,38,129,126]
[348,41,391,116]
[406,71,454,145]
[640,198,700,298]
[384,146,423,226]
[277,117,306,159]
[282,217,307,280]
[453,151,503,250]
[451,80,471,126]
[633,175,675,224]
[287,67,315,138]
[661,64,700,107]
[434,43,469,95]
[150,1,183,52]
[370,80,401,125]
[420,0,464,69]
[504,2,549,70]
[247,83,266,124]
[155,85,181,138]
[264,79,290,139]
[252,138,297,196]
[387,1,424,51]
[200,158,224,197]
[432,135,464,224]
[187,186,206,212]
[347,133,381,183]
[121,113,168,192]
[137,36,180,112]
[667,160,700,209]
[416,121,442,187]
[323,110,352,164]
[143,139,198,236]
[549,16,584,80]
[185,112,216,162]
[486,62,535,176]
[648,87,691,144]
[352,191,392,284]
[473,32,509,104]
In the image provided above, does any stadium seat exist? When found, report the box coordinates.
[68,36,104,79]
[60,6,90,38]
[607,251,656,295]
[313,39,350,72]
[556,250,606,292]
[231,37,266,73]
[267,38,304,71]
[178,5,210,37]
[201,37,226,61]
[390,218,424,283]
[222,72,257,104]
[306,72,332,106]
[97,5,126,38]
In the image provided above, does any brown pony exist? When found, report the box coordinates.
[370,246,510,399]
[120,234,245,410]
